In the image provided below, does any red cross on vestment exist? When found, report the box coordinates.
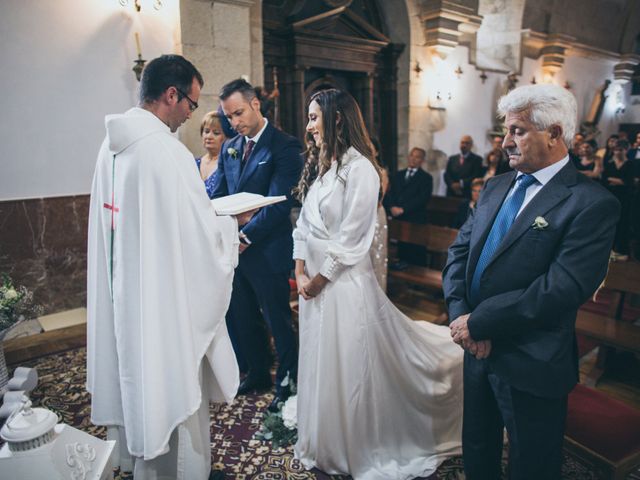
[103,194,119,231]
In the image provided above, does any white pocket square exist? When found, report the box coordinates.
[258,161,269,165]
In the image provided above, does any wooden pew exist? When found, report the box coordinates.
[575,259,640,386]
[565,259,640,478]
[426,196,466,227]
[565,384,640,480]
[387,219,459,297]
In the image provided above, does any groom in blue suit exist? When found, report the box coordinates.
[443,84,620,479]
[213,79,303,410]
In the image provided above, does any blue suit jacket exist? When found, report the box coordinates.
[212,122,303,274]
[443,161,620,397]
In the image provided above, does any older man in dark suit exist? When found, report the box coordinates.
[384,147,433,266]
[444,135,483,198]
[213,79,303,411]
[443,84,620,479]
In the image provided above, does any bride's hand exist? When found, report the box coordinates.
[296,274,312,300]
[304,274,329,298]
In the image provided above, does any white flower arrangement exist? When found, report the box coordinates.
[281,395,297,430]
[532,216,549,231]
[0,274,42,337]
[227,147,239,160]
[254,374,297,448]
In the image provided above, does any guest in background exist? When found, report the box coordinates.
[195,110,227,198]
[569,131,585,166]
[486,134,508,165]
[597,134,618,164]
[576,139,603,180]
[603,139,634,261]
[452,178,484,229]
[444,135,483,197]
[482,149,510,181]
[370,137,390,291]
[628,132,640,163]
[384,147,433,266]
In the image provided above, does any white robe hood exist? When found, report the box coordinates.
[87,107,239,460]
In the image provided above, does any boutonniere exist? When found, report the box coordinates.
[227,147,239,160]
[532,216,549,230]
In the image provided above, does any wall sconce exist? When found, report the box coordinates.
[531,76,537,84]
[479,70,488,84]
[119,0,163,11]
[413,61,423,77]
[133,32,146,81]
[429,90,453,110]
[454,65,463,78]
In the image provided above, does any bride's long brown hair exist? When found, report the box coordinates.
[294,89,382,201]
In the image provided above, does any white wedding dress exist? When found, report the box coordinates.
[292,147,463,480]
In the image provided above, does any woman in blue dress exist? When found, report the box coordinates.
[195,111,228,198]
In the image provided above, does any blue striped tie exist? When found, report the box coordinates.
[469,174,537,304]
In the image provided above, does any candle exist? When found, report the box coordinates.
[134,32,142,57]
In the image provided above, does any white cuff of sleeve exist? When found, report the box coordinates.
[319,255,344,282]
[239,231,252,245]
[293,240,307,260]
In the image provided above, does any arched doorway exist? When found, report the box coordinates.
[262,0,404,171]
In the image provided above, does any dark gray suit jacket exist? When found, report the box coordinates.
[443,161,620,397]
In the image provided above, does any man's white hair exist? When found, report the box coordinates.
[497,84,577,148]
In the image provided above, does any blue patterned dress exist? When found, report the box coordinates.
[195,157,218,199]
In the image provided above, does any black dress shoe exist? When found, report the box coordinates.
[209,470,225,480]
[267,388,292,412]
[237,373,272,395]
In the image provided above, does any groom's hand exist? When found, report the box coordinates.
[235,208,258,227]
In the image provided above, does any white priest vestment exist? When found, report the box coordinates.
[87,107,239,476]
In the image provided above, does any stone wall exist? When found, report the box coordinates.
[179,0,262,156]
[0,196,89,316]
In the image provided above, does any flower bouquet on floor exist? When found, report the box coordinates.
[0,273,42,394]
[255,375,297,449]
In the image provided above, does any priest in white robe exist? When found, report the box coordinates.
[87,55,240,480]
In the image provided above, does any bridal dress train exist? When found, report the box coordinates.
[293,148,463,480]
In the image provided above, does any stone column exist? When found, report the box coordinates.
[178,0,260,154]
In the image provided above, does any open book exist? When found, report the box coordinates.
[211,192,287,215]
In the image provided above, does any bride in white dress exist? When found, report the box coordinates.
[292,89,463,480]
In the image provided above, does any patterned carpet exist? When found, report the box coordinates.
[7,347,635,479]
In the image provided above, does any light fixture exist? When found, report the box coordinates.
[133,32,146,82]
[479,70,488,84]
[454,65,463,78]
[119,0,162,11]
[413,61,423,77]
[531,76,537,84]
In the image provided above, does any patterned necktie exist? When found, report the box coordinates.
[242,140,255,169]
[469,174,537,304]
